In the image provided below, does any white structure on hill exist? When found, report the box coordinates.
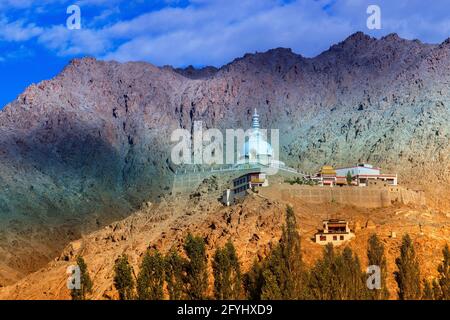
[335,163,397,186]
[240,109,273,162]
[315,219,355,245]
[236,108,284,168]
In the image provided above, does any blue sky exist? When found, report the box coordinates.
[1,0,450,108]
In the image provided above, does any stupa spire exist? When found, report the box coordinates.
[252,108,260,129]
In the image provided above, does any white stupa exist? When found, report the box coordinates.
[234,108,286,169]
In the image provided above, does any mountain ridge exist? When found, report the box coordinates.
[1,31,450,284]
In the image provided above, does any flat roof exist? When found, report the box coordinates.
[335,165,381,170]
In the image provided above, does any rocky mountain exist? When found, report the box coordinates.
[1,31,450,284]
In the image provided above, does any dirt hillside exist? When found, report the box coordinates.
[0,182,448,300]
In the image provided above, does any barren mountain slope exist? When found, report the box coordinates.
[1,32,450,284]
[0,182,448,300]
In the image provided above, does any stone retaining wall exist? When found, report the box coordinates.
[260,185,426,208]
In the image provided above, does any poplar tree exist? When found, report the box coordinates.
[212,240,243,300]
[260,246,284,300]
[367,234,389,299]
[260,206,306,300]
[432,279,442,300]
[422,279,434,300]
[184,233,208,300]
[309,245,366,300]
[243,259,264,300]
[346,171,353,185]
[113,254,135,300]
[437,244,450,300]
[165,249,186,300]
[70,256,93,300]
[308,243,336,299]
[136,250,165,300]
[338,247,367,299]
[394,234,421,300]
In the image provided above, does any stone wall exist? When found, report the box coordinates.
[260,185,426,208]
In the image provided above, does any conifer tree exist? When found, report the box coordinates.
[394,234,421,300]
[184,233,208,300]
[70,256,93,300]
[260,206,306,300]
[437,244,450,300]
[136,250,165,300]
[366,234,390,299]
[165,249,186,300]
[212,240,243,300]
[113,254,135,300]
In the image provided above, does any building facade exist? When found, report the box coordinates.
[335,164,397,186]
[233,171,269,198]
[318,165,337,186]
[222,170,269,206]
[315,219,355,245]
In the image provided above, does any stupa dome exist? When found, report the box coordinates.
[240,109,273,162]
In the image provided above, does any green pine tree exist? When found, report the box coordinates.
[184,233,208,300]
[113,254,135,300]
[366,234,390,299]
[136,250,165,300]
[437,244,450,300]
[165,249,187,300]
[394,234,421,300]
[70,256,93,300]
[212,240,243,300]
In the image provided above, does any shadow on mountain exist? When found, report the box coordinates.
[0,117,173,281]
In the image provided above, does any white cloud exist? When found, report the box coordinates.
[102,0,353,65]
[0,18,43,41]
[2,0,450,67]
[100,0,450,66]
[37,25,111,55]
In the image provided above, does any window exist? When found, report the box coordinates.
[333,236,337,241]
[340,235,344,240]
[320,236,326,241]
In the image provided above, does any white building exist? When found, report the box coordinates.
[221,109,280,206]
[315,219,355,245]
[335,164,397,186]
[235,109,285,168]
